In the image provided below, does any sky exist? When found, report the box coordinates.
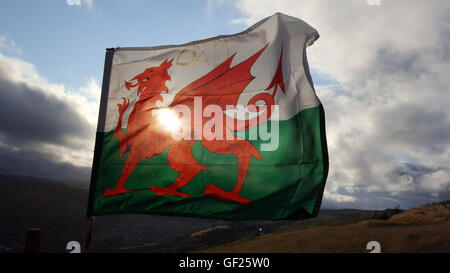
[0,0,449,210]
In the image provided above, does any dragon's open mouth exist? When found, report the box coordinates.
[125,79,139,90]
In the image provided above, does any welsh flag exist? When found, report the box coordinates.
[87,13,328,220]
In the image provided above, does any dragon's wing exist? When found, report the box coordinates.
[170,44,268,109]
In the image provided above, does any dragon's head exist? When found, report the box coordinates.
[125,59,173,96]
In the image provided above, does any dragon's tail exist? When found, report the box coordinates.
[223,46,285,132]
[224,92,275,132]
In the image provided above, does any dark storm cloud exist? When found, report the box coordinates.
[0,72,92,149]
[375,105,450,154]
[376,48,422,76]
[0,57,96,182]
[392,163,435,180]
[0,145,90,182]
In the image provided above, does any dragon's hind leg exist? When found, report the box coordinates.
[201,136,261,205]
[150,141,206,198]
[104,149,139,197]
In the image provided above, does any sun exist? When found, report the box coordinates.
[156,108,181,133]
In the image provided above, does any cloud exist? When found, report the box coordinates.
[0,53,99,182]
[0,33,22,57]
[230,0,450,208]
[66,0,94,10]
[83,0,94,10]
[324,192,356,203]
[0,145,90,182]
[66,0,81,6]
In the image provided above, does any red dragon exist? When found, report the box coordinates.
[103,44,285,204]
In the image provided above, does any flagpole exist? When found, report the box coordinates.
[82,216,95,253]
[82,48,116,253]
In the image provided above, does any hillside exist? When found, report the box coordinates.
[0,174,378,253]
[199,201,450,253]
[0,174,88,252]
[0,174,227,252]
[2,173,448,253]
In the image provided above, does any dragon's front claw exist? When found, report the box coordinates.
[117,97,130,115]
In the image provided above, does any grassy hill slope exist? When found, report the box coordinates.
[200,202,450,253]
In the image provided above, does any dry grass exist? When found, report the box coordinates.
[389,203,450,224]
[199,203,450,253]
